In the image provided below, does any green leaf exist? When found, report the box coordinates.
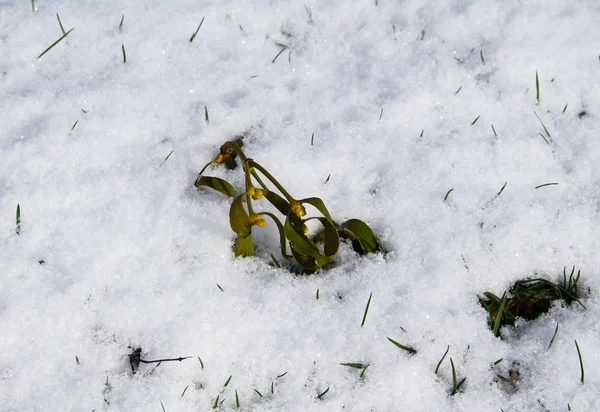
[340,219,386,254]
[234,234,255,257]
[290,245,318,270]
[261,212,293,260]
[264,190,290,215]
[284,212,335,269]
[284,212,320,258]
[387,337,417,355]
[195,176,237,198]
[305,217,340,256]
[230,194,252,238]
[300,197,335,223]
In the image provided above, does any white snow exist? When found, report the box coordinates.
[2,0,600,411]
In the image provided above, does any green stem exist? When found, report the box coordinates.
[249,161,296,203]
[197,161,213,177]
[245,168,255,215]
[251,170,269,190]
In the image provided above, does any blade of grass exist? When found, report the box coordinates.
[361,292,372,327]
[119,14,124,32]
[548,323,559,349]
[212,395,220,409]
[480,50,485,64]
[224,375,232,387]
[435,345,450,375]
[497,182,507,196]
[160,150,174,166]
[316,288,319,300]
[536,71,540,104]
[204,105,209,123]
[38,27,74,58]
[360,364,370,378]
[56,13,65,34]
[450,358,458,394]
[161,401,166,412]
[198,357,204,369]
[317,386,330,400]
[454,86,462,95]
[491,124,497,136]
[253,389,263,397]
[471,115,481,125]
[562,103,568,113]
[340,363,367,369]
[189,17,205,42]
[271,47,287,63]
[235,390,240,408]
[387,337,417,355]
[122,44,126,63]
[181,385,189,397]
[378,108,383,121]
[15,204,21,235]
[311,132,315,146]
[535,182,559,189]
[575,340,584,384]
[493,292,508,337]
[444,188,454,201]
[534,111,551,138]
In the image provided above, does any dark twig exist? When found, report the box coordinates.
[128,348,191,373]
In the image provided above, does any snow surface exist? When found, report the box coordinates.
[2,0,600,410]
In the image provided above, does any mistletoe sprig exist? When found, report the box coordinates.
[195,139,386,271]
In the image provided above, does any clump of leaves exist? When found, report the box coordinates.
[195,139,386,271]
[479,267,586,337]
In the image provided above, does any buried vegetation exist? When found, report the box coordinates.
[194,138,386,271]
[479,266,587,338]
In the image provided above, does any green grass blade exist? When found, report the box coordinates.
[56,13,65,34]
[317,386,330,400]
[450,358,458,394]
[536,71,540,104]
[548,323,559,349]
[444,188,454,201]
[235,390,240,408]
[189,16,205,42]
[340,362,367,369]
[205,105,209,123]
[38,27,74,58]
[435,345,450,375]
[492,292,508,337]
[535,182,559,189]
[15,204,21,235]
[361,292,372,327]
[122,44,126,63]
[119,14,124,32]
[575,340,584,384]
[387,336,417,355]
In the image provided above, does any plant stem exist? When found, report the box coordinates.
[249,161,296,203]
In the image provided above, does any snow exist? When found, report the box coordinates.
[2,0,600,410]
